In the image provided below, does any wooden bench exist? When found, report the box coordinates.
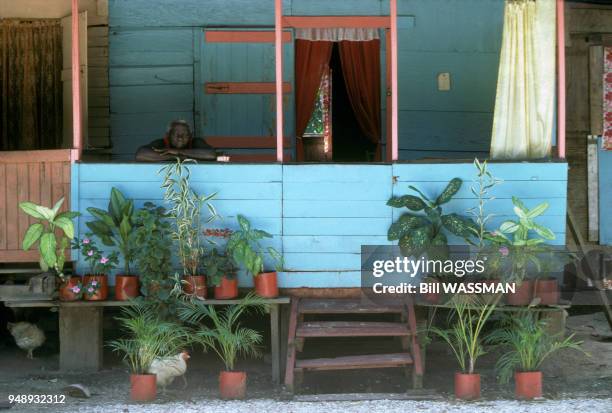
[4,297,290,384]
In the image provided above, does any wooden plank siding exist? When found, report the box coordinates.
[0,151,72,263]
[72,162,567,288]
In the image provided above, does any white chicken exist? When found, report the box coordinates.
[7,322,45,359]
[147,351,190,392]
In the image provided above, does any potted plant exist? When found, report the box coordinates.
[430,295,498,400]
[487,311,588,399]
[58,276,83,302]
[107,303,190,402]
[387,178,477,303]
[85,188,140,300]
[178,293,266,399]
[203,248,238,300]
[486,197,556,306]
[227,215,283,298]
[73,237,118,301]
[19,197,80,299]
[160,158,218,299]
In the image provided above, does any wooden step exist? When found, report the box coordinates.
[295,353,413,371]
[296,321,410,337]
[299,298,405,314]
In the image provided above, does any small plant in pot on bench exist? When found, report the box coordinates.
[73,236,119,301]
[487,310,588,399]
[85,187,140,300]
[227,215,283,298]
[19,197,80,300]
[204,248,239,300]
[178,293,266,399]
[107,304,190,402]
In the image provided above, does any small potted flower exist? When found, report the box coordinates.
[73,236,119,301]
[203,248,238,300]
[58,276,84,301]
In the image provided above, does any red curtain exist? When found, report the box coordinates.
[295,39,333,158]
[338,40,381,155]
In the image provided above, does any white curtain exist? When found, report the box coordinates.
[295,28,379,42]
[490,0,556,159]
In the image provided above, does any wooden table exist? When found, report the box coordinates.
[4,297,291,384]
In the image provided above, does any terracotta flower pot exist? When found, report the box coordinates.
[115,275,139,301]
[515,371,542,399]
[219,371,246,399]
[183,275,207,298]
[535,279,559,305]
[130,374,156,402]
[214,277,238,300]
[454,372,481,400]
[254,271,278,298]
[83,274,108,301]
[59,276,82,302]
[506,280,534,306]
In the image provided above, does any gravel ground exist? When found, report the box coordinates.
[7,397,612,413]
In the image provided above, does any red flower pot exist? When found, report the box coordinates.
[214,277,238,300]
[59,276,82,302]
[515,371,542,399]
[254,272,278,298]
[535,279,559,305]
[183,275,207,298]
[130,374,156,402]
[83,274,108,301]
[115,275,139,301]
[454,372,481,400]
[219,371,246,399]
[506,280,534,306]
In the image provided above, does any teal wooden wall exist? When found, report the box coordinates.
[108,0,503,160]
[71,162,568,287]
[599,139,612,245]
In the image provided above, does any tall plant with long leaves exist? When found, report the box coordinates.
[178,293,267,371]
[429,295,499,374]
[487,311,588,383]
[160,158,218,277]
[85,188,137,274]
[19,197,79,281]
[467,159,502,248]
[107,303,190,374]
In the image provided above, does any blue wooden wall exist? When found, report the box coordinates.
[599,139,612,245]
[108,0,504,160]
[71,162,567,287]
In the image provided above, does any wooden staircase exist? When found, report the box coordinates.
[284,297,424,392]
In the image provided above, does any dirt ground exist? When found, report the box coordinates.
[0,310,610,412]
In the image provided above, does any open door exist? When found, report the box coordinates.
[61,11,88,149]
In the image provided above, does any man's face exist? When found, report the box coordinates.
[169,124,191,149]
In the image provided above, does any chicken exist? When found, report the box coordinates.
[147,351,190,392]
[7,322,45,359]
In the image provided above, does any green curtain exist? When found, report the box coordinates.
[0,19,63,150]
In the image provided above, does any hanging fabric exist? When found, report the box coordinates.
[490,0,556,159]
[0,19,63,150]
[295,28,379,42]
[338,40,381,157]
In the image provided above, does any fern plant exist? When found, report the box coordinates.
[178,293,267,371]
[487,311,588,383]
[107,303,190,374]
[160,158,218,277]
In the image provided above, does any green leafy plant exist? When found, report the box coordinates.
[107,303,190,374]
[429,295,499,374]
[72,236,119,275]
[178,293,267,371]
[387,178,477,258]
[226,215,283,277]
[487,311,588,383]
[467,159,502,248]
[85,188,137,274]
[19,197,80,281]
[160,158,218,277]
[203,248,237,287]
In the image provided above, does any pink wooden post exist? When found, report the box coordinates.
[71,0,82,162]
[275,0,284,162]
[556,0,566,159]
[390,0,399,161]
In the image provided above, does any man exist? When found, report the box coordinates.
[135,120,217,161]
